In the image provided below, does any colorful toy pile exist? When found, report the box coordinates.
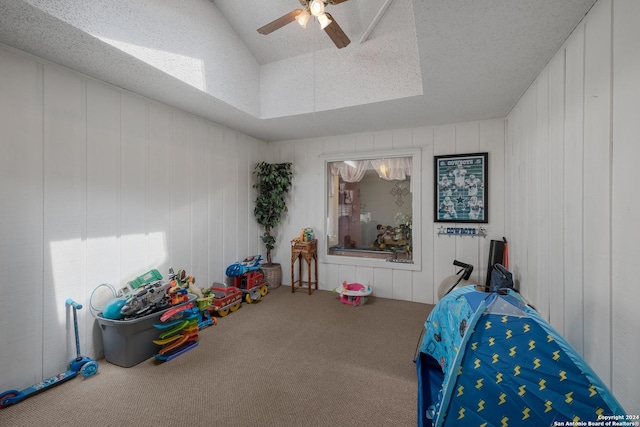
[95,256,270,366]
[100,267,210,321]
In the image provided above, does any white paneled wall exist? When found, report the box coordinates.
[506,0,639,411]
[611,0,640,413]
[7,0,638,413]
[267,119,505,305]
[0,46,264,390]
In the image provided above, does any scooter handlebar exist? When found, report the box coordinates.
[65,299,83,310]
[452,260,474,280]
[453,260,471,269]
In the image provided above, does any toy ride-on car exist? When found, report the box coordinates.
[225,255,269,303]
[207,284,242,316]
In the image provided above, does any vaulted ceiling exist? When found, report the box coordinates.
[0,0,596,142]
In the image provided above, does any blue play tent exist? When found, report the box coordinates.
[416,286,626,427]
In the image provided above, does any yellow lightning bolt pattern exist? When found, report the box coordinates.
[476,378,484,389]
[560,370,567,381]
[506,329,513,339]
[489,337,495,346]
[553,350,560,361]
[492,353,499,364]
[596,408,605,417]
[474,358,481,369]
[533,358,541,369]
[471,342,478,351]
[523,407,531,420]
[501,416,509,427]
[574,416,581,422]
[480,424,487,427]
[496,372,503,384]
[547,334,554,342]
[539,379,546,390]
[589,385,597,397]
[477,400,485,412]
[565,391,574,403]
[485,320,492,329]
[529,340,536,351]
[498,393,507,405]
[458,407,465,420]
[514,365,521,376]
[545,400,553,413]
[502,315,508,323]
[457,385,464,397]
[523,323,530,332]
[458,366,463,376]
[518,385,526,396]
[509,346,517,357]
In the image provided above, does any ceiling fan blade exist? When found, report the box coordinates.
[327,0,350,4]
[257,9,302,35]
[323,13,350,49]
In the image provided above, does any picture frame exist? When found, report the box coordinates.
[434,152,488,223]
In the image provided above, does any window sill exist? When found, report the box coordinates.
[322,252,421,271]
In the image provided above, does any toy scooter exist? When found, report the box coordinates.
[0,299,98,409]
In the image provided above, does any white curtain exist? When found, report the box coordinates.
[329,157,413,195]
[331,160,369,182]
[370,157,412,181]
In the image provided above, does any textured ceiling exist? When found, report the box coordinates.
[0,0,596,142]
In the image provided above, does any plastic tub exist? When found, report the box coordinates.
[97,294,196,367]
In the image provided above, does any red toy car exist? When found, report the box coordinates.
[234,270,268,303]
[208,285,243,316]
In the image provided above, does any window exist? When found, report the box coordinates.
[324,150,421,269]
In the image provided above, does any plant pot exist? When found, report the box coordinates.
[261,263,282,289]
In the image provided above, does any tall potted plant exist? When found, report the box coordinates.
[253,161,293,289]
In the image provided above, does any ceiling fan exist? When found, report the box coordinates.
[257,0,351,49]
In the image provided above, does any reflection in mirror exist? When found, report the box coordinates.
[327,157,413,262]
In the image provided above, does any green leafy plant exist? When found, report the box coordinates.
[253,162,293,265]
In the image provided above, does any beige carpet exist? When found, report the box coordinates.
[0,286,433,427]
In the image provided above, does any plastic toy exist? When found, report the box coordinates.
[117,268,163,299]
[168,267,203,298]
[225,256,269,303]
[333,281,372,306]
[160,302,194,323]
[207,284,242,316]
[235,270,268,303]
[120,279,170,318]
[153,303,200,362]
[225,255,263,277]
[101,297,127,320]
[0,299,98,409]
[195,296,216,329]
[168,285,189,306]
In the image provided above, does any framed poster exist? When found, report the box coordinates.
[434,152,488,223]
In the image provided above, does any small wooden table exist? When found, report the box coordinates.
[291,239,318,294]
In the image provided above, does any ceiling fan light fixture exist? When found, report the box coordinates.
[296,9,310,28]
[318,12,332,29]
[310,0,325,17]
